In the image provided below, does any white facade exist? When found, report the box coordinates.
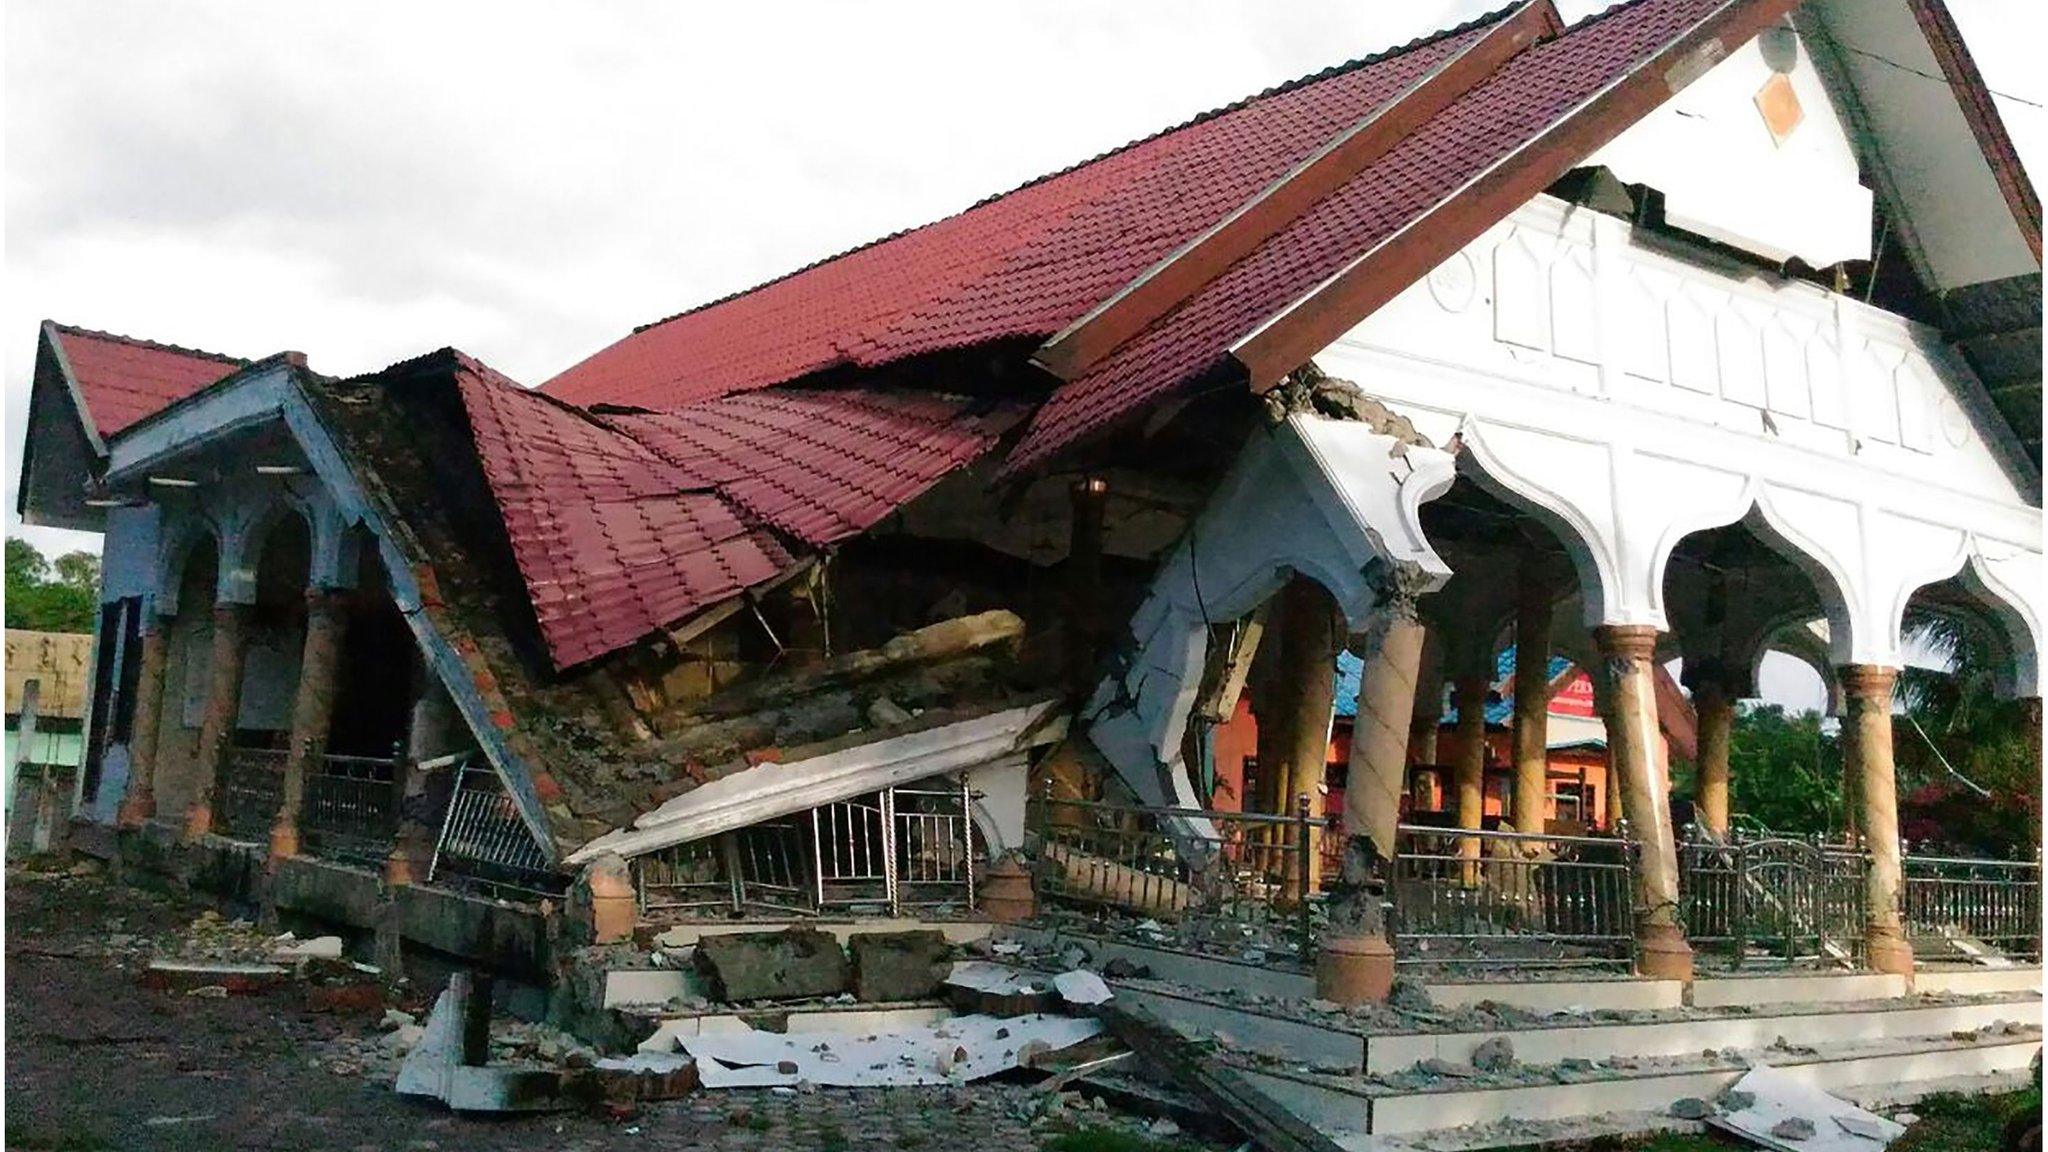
[1310,192,2040,689]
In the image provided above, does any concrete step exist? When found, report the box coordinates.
[1689,970,1905,1009]
[1917,966,2042,997]
[1361,994,2041,1075]
[1005,926,1686,1015]
[1112,976,2040,1074]
[1236,1029,2042,1141]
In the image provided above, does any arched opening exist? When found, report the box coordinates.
[1660,518,1848,842]
[215,510,311,839]
[1893,576,2040,857]
[329,538,417,760]
[151,532,220,820]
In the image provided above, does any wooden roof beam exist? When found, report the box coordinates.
[1232,0,1801,389]
[1031,0,1564,382]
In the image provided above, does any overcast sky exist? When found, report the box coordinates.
[5,1,2039,709]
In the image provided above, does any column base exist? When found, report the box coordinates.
[1316,932,1395,1006]
[384,850,419,888]
[1634,923,1695,983]
[181,803,213,844]
[1866,928,1915,978]
[116,794,156,830]
[269,823,302,865]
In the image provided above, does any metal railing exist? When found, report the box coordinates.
[635,776,982,920]
[303,752,400,866]
[1027,794,1319,965]
[1905,851,2042,961]
[428,758,563,903]
[1390,823,1638,969]
[1678,828,1866,967]
[218,746,287,840]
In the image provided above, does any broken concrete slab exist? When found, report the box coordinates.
[141,960,288,995]
[446,1066,570,1113]
[591,1052,700,1101]
[695,927,850,1002]
[849,930,950,1003]
[945,960,1058,1016]
[396,984,465,1101]
[1708,1065,1906,1151]
[269,934,345,962]
[683,1012,1101,1088]
[1054,969,1113,1007]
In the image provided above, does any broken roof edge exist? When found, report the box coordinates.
[282,367,566,861]
[1230,0,1804,390]
[564,696,1067,866]
[1031,0,1563,382]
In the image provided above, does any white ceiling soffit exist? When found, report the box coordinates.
[1589,28,1874,268]
[564,699,1067,865]
[1801,0,2037,289]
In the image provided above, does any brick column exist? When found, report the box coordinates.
[1595,624,1693,982]
[115,615,171,829]
[1841,664,1911,977]
[270,589,350,861]
[1451,671,1489,876]
[184,601,253,843]
[1511,574,1553,835]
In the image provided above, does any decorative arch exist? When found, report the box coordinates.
[154,510,223,617]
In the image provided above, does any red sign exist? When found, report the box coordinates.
[1549,672,1597,718]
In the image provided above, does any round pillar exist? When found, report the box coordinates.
[1841,664,1912,978]
[1692,671,1735,841]
[1594,624,1693,982]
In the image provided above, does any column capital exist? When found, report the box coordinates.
[1839,664,1899,701]
[1593,623,1661,661]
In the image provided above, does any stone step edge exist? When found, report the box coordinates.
[1233,1029,2045,1102]
[1107,973,2039,1042]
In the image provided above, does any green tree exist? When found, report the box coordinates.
[1724,703,1844,837]
[5,536,98,633]
[1893,610,2038,856]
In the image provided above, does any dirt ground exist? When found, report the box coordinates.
[2,862,1178,1152]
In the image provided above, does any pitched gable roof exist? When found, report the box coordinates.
[544,0,1832,474]
[44,322,247,444]
[541,6,1513,411]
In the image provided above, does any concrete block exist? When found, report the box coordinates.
[849,930,950,1002]
[695,927,850,1001]
[651,918,993,948]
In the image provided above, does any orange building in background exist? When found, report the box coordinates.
[1206,649,1698,838]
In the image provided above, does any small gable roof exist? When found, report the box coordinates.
[44,322,247,445]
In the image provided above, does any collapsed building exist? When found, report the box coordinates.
[17,0,2043,1028]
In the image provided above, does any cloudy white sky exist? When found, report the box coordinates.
[5,1,2039,708]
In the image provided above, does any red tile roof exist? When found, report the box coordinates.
[544,0,1747,474]
[542,12,1499,411]
[48,324,247,440]
[454,352,1020,668]
[452,355,798,669]
[598,389,1025,548]
[1009,0,1720,469]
